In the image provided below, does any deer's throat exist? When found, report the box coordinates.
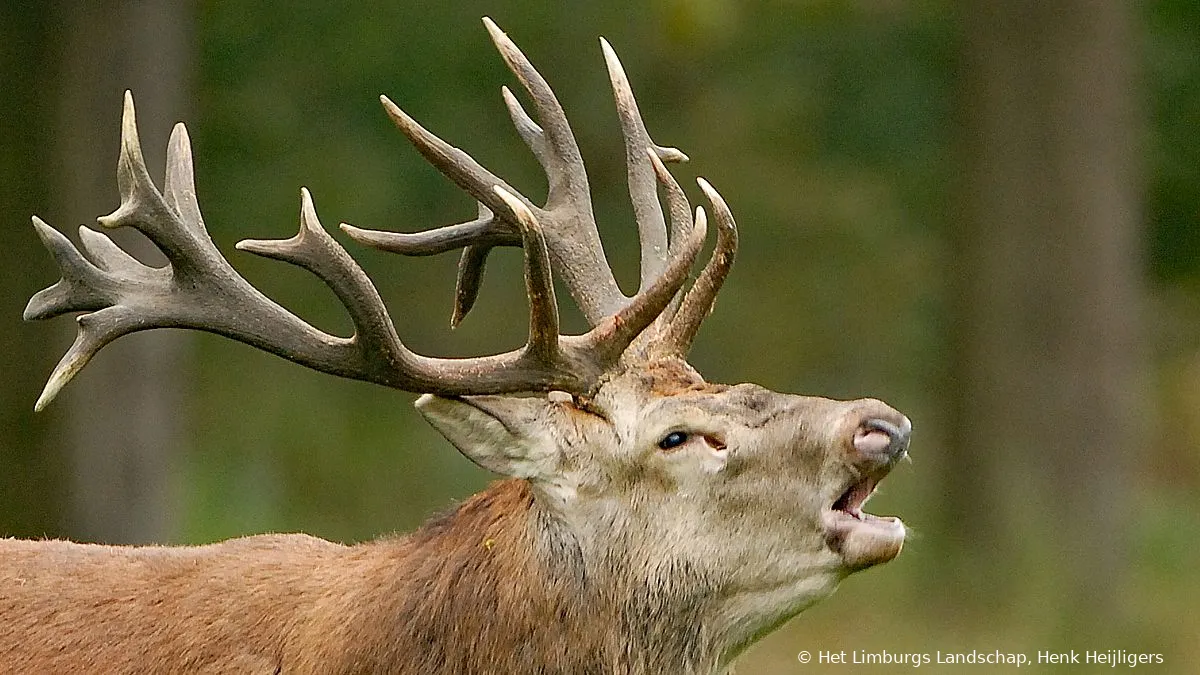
[344,479,726,674]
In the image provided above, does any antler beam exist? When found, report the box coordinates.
[27,19,735,408]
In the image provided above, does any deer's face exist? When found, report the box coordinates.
[417,360,910,629]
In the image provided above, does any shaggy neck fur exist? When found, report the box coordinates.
[315,479,727,675]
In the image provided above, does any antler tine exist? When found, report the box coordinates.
[650,177,738,359]
[102,93,216,268]
[582,205,708,365]
[234,188,407,371]
[451,244,490,329]
[600,37,690,292]
[500,86,549,168]
[484,17,635,324]
[645,148,694,322]
[491,187,560,361]
[374,95,530,222]
[482,17,591,210]
[341,202,518,257]
[340,201,511,330]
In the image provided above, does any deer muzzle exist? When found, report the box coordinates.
[822,406,911,570]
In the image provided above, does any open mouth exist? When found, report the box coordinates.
[823,471,905,570]
[831,474,880,520]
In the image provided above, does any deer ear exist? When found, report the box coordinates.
[415,394,560,481]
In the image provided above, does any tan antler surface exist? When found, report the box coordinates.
[26,19,736,409]
[341,18,736,339]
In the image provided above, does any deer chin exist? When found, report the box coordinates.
[822,475,906,570]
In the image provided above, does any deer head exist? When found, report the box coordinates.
[23,18,910,672]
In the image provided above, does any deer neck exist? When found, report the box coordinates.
[335,479,729,675]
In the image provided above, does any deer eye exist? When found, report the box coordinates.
[658,431,690,451]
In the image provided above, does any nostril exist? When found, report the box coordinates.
[854,417,911,460]
[853,426,893,455]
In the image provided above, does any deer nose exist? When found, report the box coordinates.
[852,415,911,464]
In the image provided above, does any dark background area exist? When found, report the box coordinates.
[1,1,1196,672]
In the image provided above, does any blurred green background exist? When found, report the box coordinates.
[1,1,1197,672]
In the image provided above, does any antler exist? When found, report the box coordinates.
[26,19,736,410]
[341,18,737,345]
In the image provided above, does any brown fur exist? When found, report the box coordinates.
[0,480,714,674]
[636,358,728,397]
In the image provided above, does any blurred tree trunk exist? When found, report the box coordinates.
[51,1,196,544]
[946,1,1142,628]
[0,4,66,537]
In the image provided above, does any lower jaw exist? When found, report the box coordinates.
[822,512,906,570]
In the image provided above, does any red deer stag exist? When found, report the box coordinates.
[3,18,911,675]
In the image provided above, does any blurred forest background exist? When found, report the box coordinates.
[1,1,1196,672]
